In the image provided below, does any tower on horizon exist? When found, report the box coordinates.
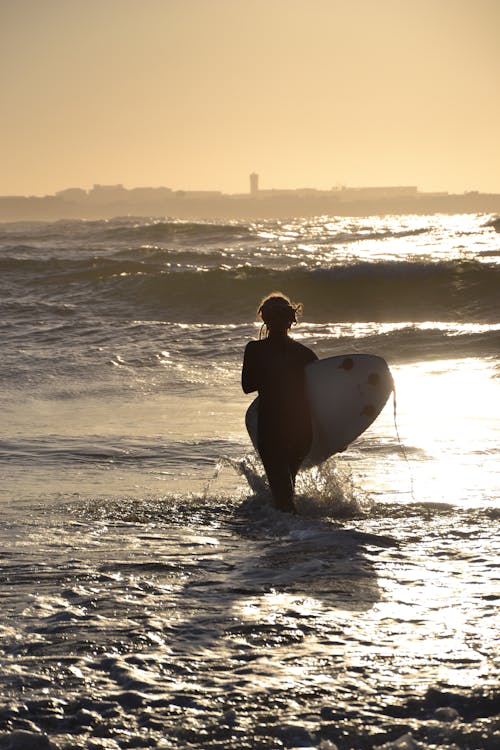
[249,172,259,195]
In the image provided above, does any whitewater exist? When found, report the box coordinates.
[0,213,499,749]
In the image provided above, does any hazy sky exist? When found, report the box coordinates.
[1,0,499,195]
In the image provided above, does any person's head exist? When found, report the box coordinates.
[257,292,303,338]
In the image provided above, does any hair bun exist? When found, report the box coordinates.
[257,292,303,337]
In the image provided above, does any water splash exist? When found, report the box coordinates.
[296,459,373,518]
[208,453,372,519]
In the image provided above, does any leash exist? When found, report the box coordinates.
[392,377,416,502]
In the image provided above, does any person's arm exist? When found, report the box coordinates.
[242,342,259,393]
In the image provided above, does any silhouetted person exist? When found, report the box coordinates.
[242,293,317,513]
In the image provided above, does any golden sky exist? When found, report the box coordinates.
[1,0,499,195]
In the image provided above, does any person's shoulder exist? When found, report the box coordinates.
[289,338,317,361]
[244,339,266,357]
[245,339,264,351]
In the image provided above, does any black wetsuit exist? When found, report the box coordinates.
[242,336,317,510]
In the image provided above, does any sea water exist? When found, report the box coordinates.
[0,214,498,749]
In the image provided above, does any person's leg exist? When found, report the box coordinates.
[258,443,296,512]
[266,462,295,512]
[288,453,304,488]
[288,436,311,489]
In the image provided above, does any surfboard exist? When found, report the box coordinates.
[245,354,394,468]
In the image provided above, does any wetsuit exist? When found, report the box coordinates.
[242,336,317,510]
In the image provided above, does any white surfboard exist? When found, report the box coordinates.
[245,354,393,468]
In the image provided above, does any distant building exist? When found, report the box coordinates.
[334,186,418,202]
[56,188,88,202]
[182,190,222,199]
[257,188,297,197]
[129,186,173,199]
[87,184,129,203]
[249,173,259,195]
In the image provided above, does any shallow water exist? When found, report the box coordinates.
[1,491,499,749]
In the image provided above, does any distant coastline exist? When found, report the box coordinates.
[1,182,500,221]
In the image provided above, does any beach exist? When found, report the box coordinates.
[1,214,499,749]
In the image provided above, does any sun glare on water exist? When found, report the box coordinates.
[387,357,500,505]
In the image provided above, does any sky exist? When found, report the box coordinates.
[1,0,499,196]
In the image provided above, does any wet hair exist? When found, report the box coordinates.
[257,292,303,339]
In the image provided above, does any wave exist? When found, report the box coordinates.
[0,216,435,250]
[0,254,153,284]
[95,260,500,323]
[484,215,500,232]
[309,323,500,362]
[2,255,499,323]
[109,245,235,265]
[99,219,252,244]
[0,218,252,247]
[321,226,429,244]
[108,262,500,322]
[0,221,429,251]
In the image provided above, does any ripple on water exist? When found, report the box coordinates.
[0,486,498,748]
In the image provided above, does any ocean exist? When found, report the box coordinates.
[0,213,499,749]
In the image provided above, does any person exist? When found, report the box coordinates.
[242,292,318,513]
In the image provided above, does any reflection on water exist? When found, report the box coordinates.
[2,357,499,509]
[0,495,497,749]
[360,357,500,506]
